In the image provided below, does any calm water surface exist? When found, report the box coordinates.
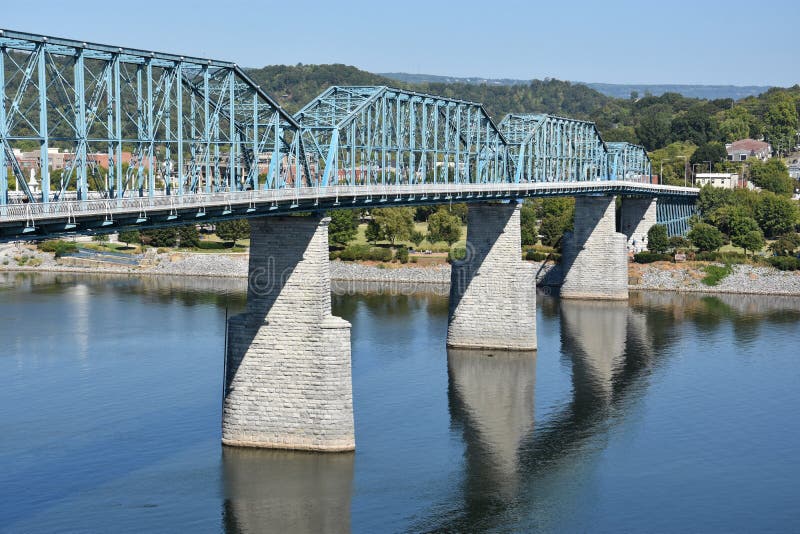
[1,272,799,533]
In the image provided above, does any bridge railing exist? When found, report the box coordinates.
[1,181,698,224]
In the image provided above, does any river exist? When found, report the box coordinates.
[1,272,799,533]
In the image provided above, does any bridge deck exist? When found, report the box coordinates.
[0,181,697,242]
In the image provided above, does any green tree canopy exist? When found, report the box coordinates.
[755,193,800,237]
[690,141,727,166]
[216,219,250,245]
[520,200,538,246]
[647,224,670,254]
[748,159,794,196]
[688,222,725,251]
[328,210,359,246]
[427,209,462,246]
[370,207,415,245]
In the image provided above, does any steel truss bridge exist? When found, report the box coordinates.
[0,29,697,242]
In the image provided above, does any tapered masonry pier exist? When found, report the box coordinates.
[222,215,355,452]
[620,197,657,250]
[447,202,537,350]
[560,196,628,300]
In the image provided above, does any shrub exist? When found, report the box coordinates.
[38,240,78,258]
[647,224,670,254]
[669,236,691,250]
[367,247,393,262]
[701,264,733,286]
[633,252,672,263]
[525,250,548,261]
[766,256,800,271]
[447,247,467,263]
[395,245,409,264]
[338,244,370,261]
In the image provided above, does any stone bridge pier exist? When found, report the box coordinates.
[560,196,629,300]
[222,215,355,452]
[448,202,537,350]
[620,197,657,251]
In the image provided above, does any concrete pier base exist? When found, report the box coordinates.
[620,197,657,251]
[447,202,537,350]
[222,215,355,452]
[560,196,628,300]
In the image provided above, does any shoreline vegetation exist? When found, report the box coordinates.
[2,246,799,297]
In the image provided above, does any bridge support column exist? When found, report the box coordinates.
[560,196,628,300]
[447,202,536,350]
[620,197,657,251]
[222,215,355,452]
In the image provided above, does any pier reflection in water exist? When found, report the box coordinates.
[2,273,799,532]
[222,448,354,534]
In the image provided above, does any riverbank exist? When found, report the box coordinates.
[2,244,799,296]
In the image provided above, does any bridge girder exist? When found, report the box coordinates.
[0,28,305,206]
[607,142,651,182]
[500,113,611,183]
[294,86,510,188]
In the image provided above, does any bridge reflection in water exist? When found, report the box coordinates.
[214,288,800,532]
[221,448,354,534]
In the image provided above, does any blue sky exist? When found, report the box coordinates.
[3,0,798,86]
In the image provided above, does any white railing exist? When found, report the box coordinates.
[0,181,698,223]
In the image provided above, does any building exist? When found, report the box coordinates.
[694,172,756,190]
[725,139,772,162]
[788,160,800,180]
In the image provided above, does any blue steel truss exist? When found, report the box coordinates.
[656,199,696,236]
[606,142,651,181]
[0,28,306,206]
[500,113,609,183]
[295,86,509,188]
[0,29,697,242]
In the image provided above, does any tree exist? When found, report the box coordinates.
[690,141,727,167]
[688,222,725,252]
[370,207,414,245]
[539,213,573,248]
[364,219,383,244]
[409,230,425,248]
[730,216,763,255]
[748,159,794,196]
[755,193,800,237]
[118,230,140,247]
[763,94,798,155]
[427,209,462,246]
[140,228,177,247]
[328,210,359,246]
[177,225,200,248]
[647,224,669,254]
[216,219,250,246]
[737,230,765,256]
[768,233,800,256]
[670,107,717,146]
[635,112,672,151]
[520,200,538,246]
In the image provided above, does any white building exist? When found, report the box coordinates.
[695,172,756,190]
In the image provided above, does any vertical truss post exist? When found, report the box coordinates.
[38,43,49,204]
[74,50,88,201]
[113,55,122,200]
[176,63,183,196]
[0,47,7,207]
[228,72,235,191]
[251,92,258,191]
[203,65,210,194]
[146,59,155,198]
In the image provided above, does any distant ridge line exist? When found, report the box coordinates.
[378,72,772,100]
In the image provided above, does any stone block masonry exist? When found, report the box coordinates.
[620,197,657,251]
[222,215,355,452]
[447,202,537,350]
[560,196,628,300]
